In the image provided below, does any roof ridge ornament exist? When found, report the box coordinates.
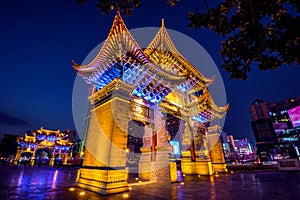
[108,10,128,37]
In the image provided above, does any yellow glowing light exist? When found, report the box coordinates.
[123,193,129,198]
[182,174,186,177]
[135,177,138,180]
[69,188,75,191]
[136,105,143,113]
[180,182,185,185]
[215,174,219,177]
[79,192,85,195]
[198,175,201,177]
[128,187,132,190]
[126,149,129,153]
[134,98,144,105]
[230,171,234,174]
[138,181,142,183]
[52,170,58,189]
[166,92,176,101]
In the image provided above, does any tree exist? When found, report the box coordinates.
[0,134,18,158]
[76,0,300,80]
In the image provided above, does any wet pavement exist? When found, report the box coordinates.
[0,165,299,199]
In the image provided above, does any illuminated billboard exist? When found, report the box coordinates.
[288,105,300,128]
[272,122,288,133]
[170,140,181,156]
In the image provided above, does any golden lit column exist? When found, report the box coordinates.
[49,148,55,167]
[139,124,153,180]
[129,97,153,180]
[30,146,37,166]
[149,105,172,181]
[63,149,69,165]
[207,125,227,173]
[181,119,213,175]
[14,148,22,166]
[181,118,192,160]
[76,79,132,195]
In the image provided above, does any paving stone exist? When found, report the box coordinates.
[0,165,299,199]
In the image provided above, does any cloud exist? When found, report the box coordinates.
[0,111,28,126]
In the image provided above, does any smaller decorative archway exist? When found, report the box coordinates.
[14,127,76,166]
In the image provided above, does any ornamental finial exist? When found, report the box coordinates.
[162,18,165,27]
[72,59,80,67]
[116,6,121,13]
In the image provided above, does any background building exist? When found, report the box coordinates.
[220,131,230,161]
[250,97,300,161]
[0,134,18,164]
[222,134,256,162]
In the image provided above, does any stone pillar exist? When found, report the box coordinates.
[49,149,55,167]
[30,147,37,166]
[63,151,69,165]
[139,105,175,182]
[149,106,173,182]
[181,120,213,175]
[207,125,227,173]
[14,149,22,166]
[138,124,153,180]
[76,79,132,195]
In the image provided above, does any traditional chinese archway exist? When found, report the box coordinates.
[14,127,75,166]
[73,12,228,195]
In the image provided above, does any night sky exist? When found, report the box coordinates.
[0,0,299,143]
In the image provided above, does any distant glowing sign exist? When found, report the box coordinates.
[272,122,288,133]
[288,105,300,128]
[170,140,181,156]
[278,158,300,171]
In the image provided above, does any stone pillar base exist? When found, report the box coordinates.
[49,158,54,166]
[169,162,178,183]
[181,158,213,175]
[150,161,170,181]
[139,162,151,180]
[139,157,177,182]
[212,163,228,173]
[138,149,151,180]
[77,167,128,195]
[149,146,174,182]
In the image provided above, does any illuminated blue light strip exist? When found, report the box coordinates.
[170,140,181,156]
[95,62,121,90]
[132,84,171,104]
[133,69,148,86]
[123,64,144,84]
[177,80,198,93]
[192,114,209,123]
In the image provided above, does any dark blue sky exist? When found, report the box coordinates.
[0,0,299,143]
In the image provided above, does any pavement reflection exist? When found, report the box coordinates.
[0,165,299,200]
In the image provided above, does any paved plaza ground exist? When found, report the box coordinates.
[0,165,299,200]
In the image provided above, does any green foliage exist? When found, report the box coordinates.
[75,0,178,15]
[188,0,300,79]
[76,0,142,15]
[76,0,300,80]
